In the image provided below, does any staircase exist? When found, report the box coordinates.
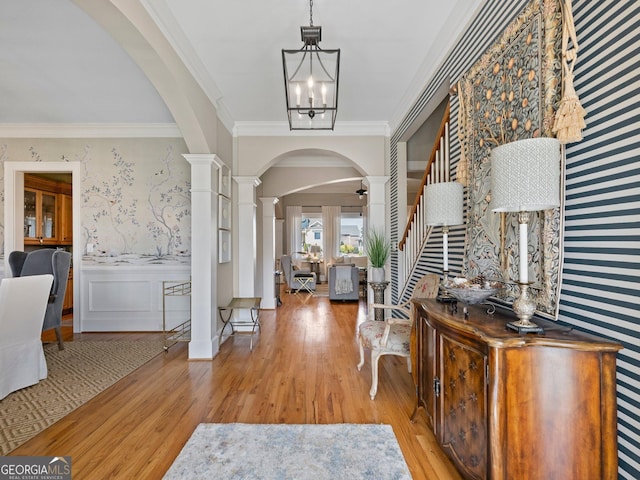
[397,103,453,298]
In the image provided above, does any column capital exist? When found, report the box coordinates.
[182,153,223,169]
[260,197,279,217]
[364,175,389,188]
[233,175,262,188]
[259,197,279,206]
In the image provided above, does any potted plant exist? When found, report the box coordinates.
[366,227,390,283]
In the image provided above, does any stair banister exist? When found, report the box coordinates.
[398,103,451,293]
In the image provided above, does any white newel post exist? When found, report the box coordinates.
[235,176,261,309]
[366,175,390,314]
[260,197,279,309]
[183,154,222,360]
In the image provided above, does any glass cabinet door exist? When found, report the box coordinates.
[24,188,58,242]
[24,189,37,238]
[41,192,57,240]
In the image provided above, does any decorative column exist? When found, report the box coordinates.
[183,154,222,360]
[365,175,389,313]
[234,176,262,303]
[260,197,279,309]
[369,281,390,321]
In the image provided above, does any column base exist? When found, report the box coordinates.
[188,337,220,360]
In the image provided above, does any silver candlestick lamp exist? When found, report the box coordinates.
[490,137,561,333]
[425,181,464,302]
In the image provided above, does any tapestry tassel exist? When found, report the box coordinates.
[553,0,586,144]
[454,80,469,187]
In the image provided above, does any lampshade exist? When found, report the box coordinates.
[425,182,464,226]
[282,1,340,130]
[491,138,561,212]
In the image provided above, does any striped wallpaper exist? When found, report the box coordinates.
[390,0,640,478]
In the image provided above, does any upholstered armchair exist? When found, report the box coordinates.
[9,249,72,350]
[0,274,54,399]
[280,255,317,293]
[357,274,439,399]
[328,264,359,301]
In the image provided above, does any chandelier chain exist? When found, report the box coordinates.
[309,0,313,27]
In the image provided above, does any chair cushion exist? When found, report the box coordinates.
[358,321,411,354]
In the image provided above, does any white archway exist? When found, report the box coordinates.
[236,136,387,179]
[247,142,389,311]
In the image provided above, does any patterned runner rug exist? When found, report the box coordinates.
[0,340,164,454]
[163,423,412,479]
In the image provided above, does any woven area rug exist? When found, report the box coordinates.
[0,340,164,454]
[163,423,412,479]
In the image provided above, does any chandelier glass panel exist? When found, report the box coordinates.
[282,1,340,130]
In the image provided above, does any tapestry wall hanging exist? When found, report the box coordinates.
[458,0,563,318]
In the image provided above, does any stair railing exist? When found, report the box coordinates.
[398,103,451,294]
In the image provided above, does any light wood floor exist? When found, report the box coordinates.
[13,291,462,480]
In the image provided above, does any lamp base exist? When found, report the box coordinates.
[437,269,457,303]
[506,320,544,334]
[437,292,457,303]
[509,282,544,334]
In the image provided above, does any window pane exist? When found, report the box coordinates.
[340,213,363,256]
[301,213,322,257]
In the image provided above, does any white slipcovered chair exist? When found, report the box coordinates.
[280,254,316,293]
[357,274,439,400]
[0,274,54,400]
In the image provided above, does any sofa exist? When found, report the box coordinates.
[328,264,360,301]
[328,256,367,298]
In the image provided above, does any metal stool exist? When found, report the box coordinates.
[294,273,315,294]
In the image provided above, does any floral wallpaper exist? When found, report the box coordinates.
[458,0,563,317]
[0,137,191,266]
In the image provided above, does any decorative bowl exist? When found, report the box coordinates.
[442,278,505,305]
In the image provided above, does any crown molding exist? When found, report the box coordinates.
[0,120,390,139]
[0,123,182,138]
[233,121,389,137]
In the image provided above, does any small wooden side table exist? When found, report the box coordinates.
[369,281,389,321]
[308,260,322,282]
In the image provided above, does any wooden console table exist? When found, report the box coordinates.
[412,299,622,480]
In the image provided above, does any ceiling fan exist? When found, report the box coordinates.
[355,180,367,199]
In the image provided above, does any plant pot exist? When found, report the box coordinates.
[370,267,385,283]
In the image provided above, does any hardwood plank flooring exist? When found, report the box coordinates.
[11,291,461,480]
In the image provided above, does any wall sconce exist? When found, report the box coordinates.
[425,181,464,302]
[491,137,561,333]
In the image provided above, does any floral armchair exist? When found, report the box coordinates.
[357,274,439,399]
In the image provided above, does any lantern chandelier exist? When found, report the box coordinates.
[282,0,340,130]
